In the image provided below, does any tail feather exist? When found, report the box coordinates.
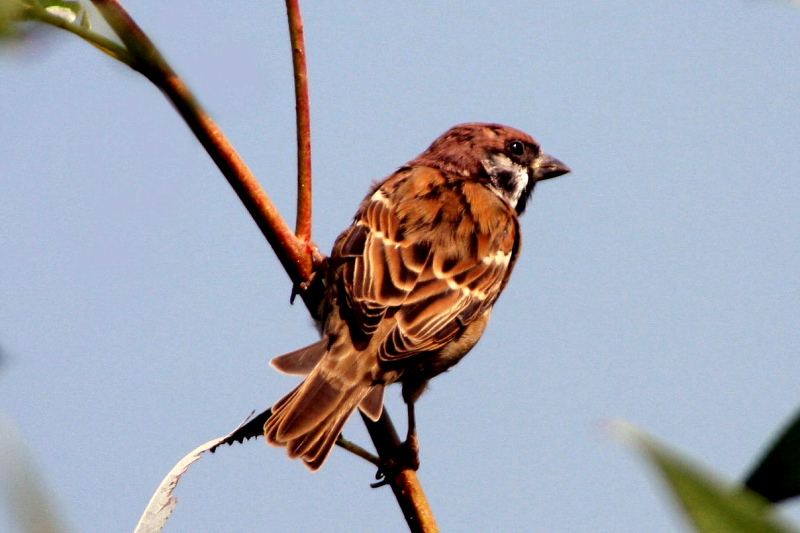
[286,405,351,467]
[270,339,327,376]
[358,384,385,421]
[273,374,346,440]
[302,411,354,470]
[265,369,373,470]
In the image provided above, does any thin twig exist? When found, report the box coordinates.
[336,436,381,466]
[285,0,313,242]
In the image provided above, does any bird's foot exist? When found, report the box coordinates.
[370,436,420,488]
[289,253,327,306]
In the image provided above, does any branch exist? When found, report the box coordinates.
[361,412,440,533]
[90,0,326,317]
[285,0,313,242]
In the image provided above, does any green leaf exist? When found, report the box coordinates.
[0,0,23,39]
[39,0,88,28]
[745,407,800,503]
[616,422,800,533]
[0,0,91,41]
[0,409,70,533]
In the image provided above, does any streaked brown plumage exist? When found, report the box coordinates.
[265,123,569,470]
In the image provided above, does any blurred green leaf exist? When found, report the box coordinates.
[0,0,91,42]
[617,422,799,533]
[39,0,88,28]
[745,407,800,503]
[0,409,71,533]
[0,0,23,39]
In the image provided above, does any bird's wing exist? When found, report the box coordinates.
[337,166,519,362]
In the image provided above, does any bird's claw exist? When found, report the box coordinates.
[370,470,390,488]
[369,438,420,489]
[290,252,328,305]
[290,272,318,304]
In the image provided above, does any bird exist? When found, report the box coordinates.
[264,123,570,471]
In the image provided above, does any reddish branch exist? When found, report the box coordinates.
[91,0,324,317]
[286,0,313,242]
[361,412,440,533]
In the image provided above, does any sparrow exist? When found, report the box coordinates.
[265,123,569,470]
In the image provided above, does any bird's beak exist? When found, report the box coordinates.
[532,153,571,182]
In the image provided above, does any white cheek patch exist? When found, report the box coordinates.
[484,153,529,207]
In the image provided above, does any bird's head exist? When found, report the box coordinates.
[409,123,570,214]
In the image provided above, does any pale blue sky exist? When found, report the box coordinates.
[2,2,800,532]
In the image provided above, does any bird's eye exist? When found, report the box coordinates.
[508,141,525,157]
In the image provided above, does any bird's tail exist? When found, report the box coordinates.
[265,342,385,470]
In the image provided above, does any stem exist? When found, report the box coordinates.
[89,0,326,317]
[336,436,381,466]
[285,0,313,242]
